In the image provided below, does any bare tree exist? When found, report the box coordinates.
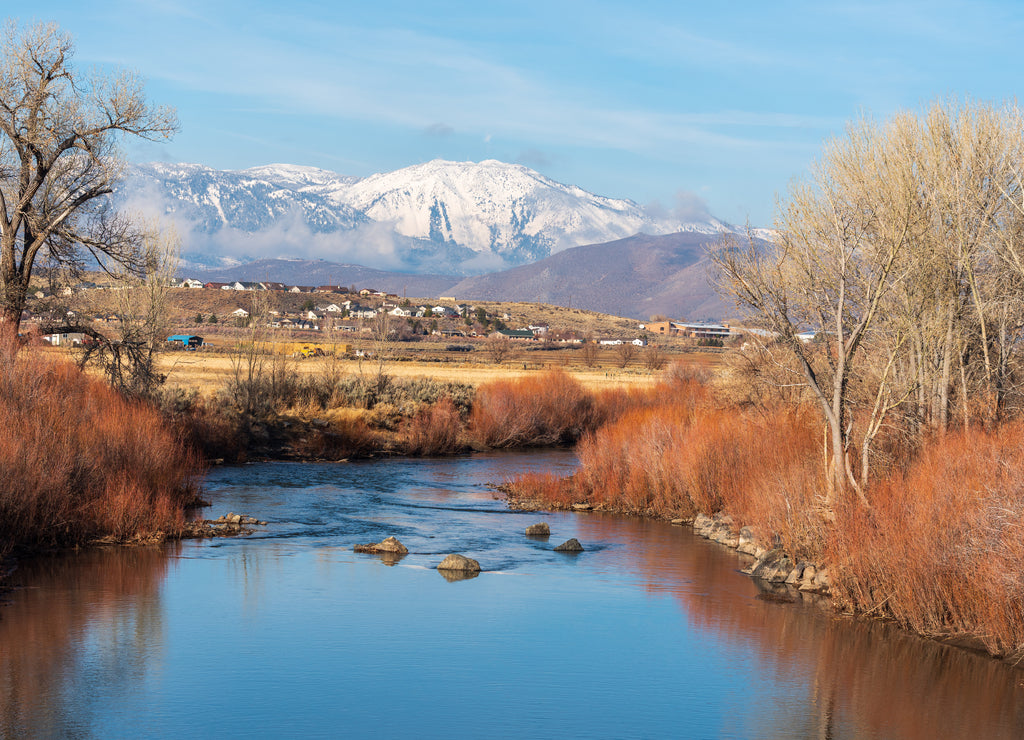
[368,310,393,397]
[614,341,637,368]
[714,99,1024,503]
[485,334,513,364]
[643,344,667,371]
[713,114,919,506]
[0,21,177,342]
[73,225,179,397]
[580,336,599,368]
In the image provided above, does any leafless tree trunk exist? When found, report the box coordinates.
[0,22,177,343]
[713,113,918,506]
[485,334,512,364]
[614,342,637,368]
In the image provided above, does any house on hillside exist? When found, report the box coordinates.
[349,305,378,319]
[493,329,535,340]
[642,320,732,340]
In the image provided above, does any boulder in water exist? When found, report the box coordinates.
[554,538,584,552]
[354,536,409,555]
[437,554,481,572]
[525,522,550,537]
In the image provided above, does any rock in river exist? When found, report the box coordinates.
[554,538,584,552]
[438,554,481,572]
[525,522,550,537]
[354,536,409,555]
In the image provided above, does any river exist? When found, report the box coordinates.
[1,451,1023,739]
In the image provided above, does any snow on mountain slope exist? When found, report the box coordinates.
[119,159,738,274]
[127,162,366,234]
[342,159,729,262]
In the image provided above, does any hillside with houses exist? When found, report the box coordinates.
[22,274,739,355]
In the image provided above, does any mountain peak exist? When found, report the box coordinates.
[120,158,739,275]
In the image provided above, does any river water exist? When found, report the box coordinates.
[2,450,1023,739]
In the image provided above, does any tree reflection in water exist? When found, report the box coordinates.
[571,513,1024,740]
[0,546,174,738]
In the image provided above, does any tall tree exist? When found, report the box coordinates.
[713,114,919,505]
[715,99,1024,505]
[0,21,177,341]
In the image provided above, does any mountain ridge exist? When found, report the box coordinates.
[120,159,737,275]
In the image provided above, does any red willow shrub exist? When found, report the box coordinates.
[828,423,1024,657]
[510,371,825,557]
[400,397,465,456]
[0,351,200,553]
[470,370,600,448]
[506,365,1024,656]
[570,404,823,551]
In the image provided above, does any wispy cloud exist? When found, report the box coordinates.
[87,1,830,164]
[422,123,455,137]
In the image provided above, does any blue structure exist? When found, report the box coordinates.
[167,334,204,350]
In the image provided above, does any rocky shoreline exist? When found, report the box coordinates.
[688,512,831,595]
[505,492,833,598]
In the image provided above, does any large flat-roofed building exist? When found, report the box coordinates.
[642,321,732,340]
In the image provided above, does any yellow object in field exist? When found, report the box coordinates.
[268,341,350,357]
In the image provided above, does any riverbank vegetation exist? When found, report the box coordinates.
[510,98,1024,661]
[508,366,1024,659]
[0,346,200,560]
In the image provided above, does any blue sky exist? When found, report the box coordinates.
[21,0,1024,225]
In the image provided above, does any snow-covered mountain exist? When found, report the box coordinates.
[119,159,736,274]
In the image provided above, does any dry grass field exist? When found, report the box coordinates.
[34,283,725,396]
[153,347,722,396]
[38,339,723,396]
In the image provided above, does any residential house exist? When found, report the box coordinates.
[494,329,535,340]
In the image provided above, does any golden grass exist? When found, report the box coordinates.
[148,352,673,395]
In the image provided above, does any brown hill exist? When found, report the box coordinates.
[186,232,740,321]
[446,232,732,321]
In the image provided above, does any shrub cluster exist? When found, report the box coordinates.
[218,363,475,420]
[0,351,200,555]
[510,368,1024,658]
[828,424,1024,657]
[469,370,599,448]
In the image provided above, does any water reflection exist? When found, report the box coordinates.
[0,546,174,738]
[571,513,1024,739]
[0,454,1022,738]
